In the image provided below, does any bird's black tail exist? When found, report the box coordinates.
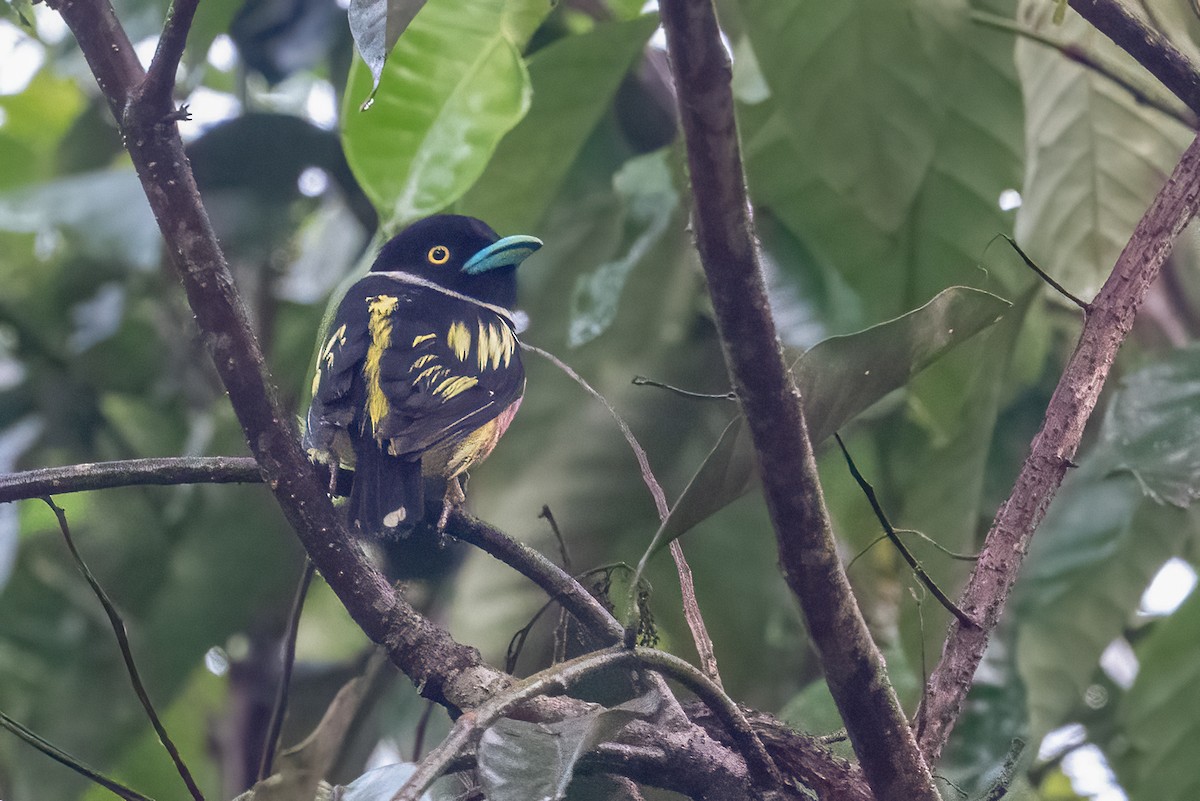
[348,440,424,536]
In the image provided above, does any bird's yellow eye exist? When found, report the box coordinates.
[427,246,451,265]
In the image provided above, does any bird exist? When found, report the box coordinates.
[305,214,541,536]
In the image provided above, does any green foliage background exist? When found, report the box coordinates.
[3,0,1200,798]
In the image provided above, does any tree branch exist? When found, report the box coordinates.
[446,509,625,645]
[1069,0,1200,118]
[139,0,199,109]
[0,457,261,503]
[970,10,1197,129]
[657,1,938,798]
[916,131,1200,762]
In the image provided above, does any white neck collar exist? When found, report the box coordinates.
[371,271,522,329]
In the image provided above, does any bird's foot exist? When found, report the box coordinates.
[436,478,467,539]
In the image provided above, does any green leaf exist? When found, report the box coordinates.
[569,150,678,346]
[741,0,941,236]
[796,287,1011,445]
[653,286,1011,546]
[1096,346,1200,506]
[341,0,546,230]
[1111,586,1200,801]
[460,13,659,233]
[740,0,1024,320]
[1015,481,1193,741]
[348,0,428,95]
[1013,0,1193,302]
[2,0,34,27]
[477,693,656,801]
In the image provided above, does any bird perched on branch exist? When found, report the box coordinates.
[305,214,541,535]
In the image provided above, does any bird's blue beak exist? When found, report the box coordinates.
[463,235,543,275]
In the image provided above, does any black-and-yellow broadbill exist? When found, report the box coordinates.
[305,215,540,535]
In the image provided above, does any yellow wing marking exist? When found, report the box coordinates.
[364,295,400,430]
[477,320,512,371]
[411,353,437,370]
[501,323,515,368]
[412,332,437,347]
[413,365,445,386]
[447,321,471,361]
[433,375,479,400]
[311,323,348,396]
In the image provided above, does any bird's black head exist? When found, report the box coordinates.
[370,214,541,309]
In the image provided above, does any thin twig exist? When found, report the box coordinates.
[412,700,437,762]
[996,235,1090,311]
[522,344,724,685]
[971,10,1198,129]
[42,497,205,801]
[0,709,156,801]
[539,505,571,572]
[833,435,975,629]
[847,530,978,573]
[0,457,262,504]
[139,0,200,109]
[978,739,1025,801]
[258,558,317,780]
[667,539,722,686]
[540,506,574,663]
[522,344,669,517]
[631,375,736,401]
[506,592,569,673]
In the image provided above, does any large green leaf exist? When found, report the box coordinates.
[348,0,428,95]
[1013,0,1193,302]
[652,286,1011,547]
[1111,586,1200,801]
[476,694,656,801]
[341,0,548,230]
[1015,480,1193,741]
[459,14,659,234]
[739,0,1024,319]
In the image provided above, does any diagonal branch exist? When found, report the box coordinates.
[44,497,205,801]
[1069,0,1200,117]
[45,0,509,718]
[656,0,938,798]
[916,131,1200,763]
[139,0,199,109]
